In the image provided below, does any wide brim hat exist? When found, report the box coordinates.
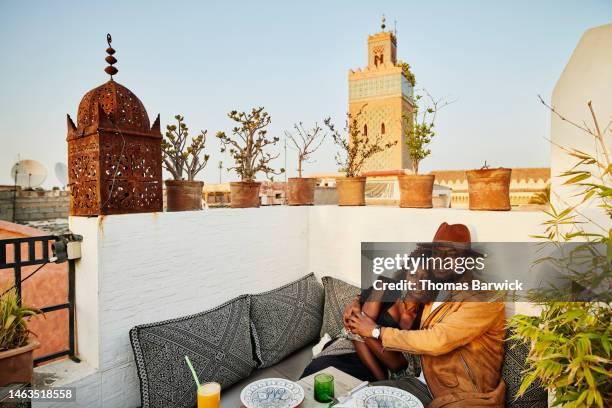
[417,222,483,256]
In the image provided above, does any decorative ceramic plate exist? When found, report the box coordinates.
[352,386,424,408]
[240,378,305,408]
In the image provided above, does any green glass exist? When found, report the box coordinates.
[314,373,335,403]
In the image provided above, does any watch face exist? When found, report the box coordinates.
[372,327,381,339]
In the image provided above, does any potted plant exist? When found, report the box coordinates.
[284,122,327,205]
[509,100,611,407]
[216,107,284,208]
[466,162,512,211]
[0,289,41,387]
[400,90,453,208]
[162,115,210,211]
[324,110,396,206]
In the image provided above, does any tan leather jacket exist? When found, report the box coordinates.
[381,300,506,407]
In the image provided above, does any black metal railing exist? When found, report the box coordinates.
[0,235,78,365]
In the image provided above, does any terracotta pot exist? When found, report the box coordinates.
[165,180,204,211]
[0,340,39,387]
[398,174,435,208]
[230,181,261,208]
[287,178,316,206]
[467,168,512,211]
[336,177,366,206]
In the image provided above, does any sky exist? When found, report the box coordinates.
[0,0,610,187]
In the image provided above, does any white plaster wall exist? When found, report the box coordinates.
[308,206,546,286]
[69,217,101,369]
[550,23,612,230]
[66,206,310,407]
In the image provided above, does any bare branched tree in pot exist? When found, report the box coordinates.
[161,115,210,211]
[324,109,396,206]
[284,122,327,205]
[216,107,284,208]
[399,90,453,208]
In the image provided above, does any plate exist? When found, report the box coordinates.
[240,378,305,408]
[352,386,424,408]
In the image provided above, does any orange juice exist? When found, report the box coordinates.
[198,382,221,408]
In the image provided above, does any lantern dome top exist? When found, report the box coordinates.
[76,80,151,132]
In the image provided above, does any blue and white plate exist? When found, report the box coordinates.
[352,386,424,408]
[240,378,305,408]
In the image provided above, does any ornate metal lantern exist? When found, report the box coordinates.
[67,34,162,215]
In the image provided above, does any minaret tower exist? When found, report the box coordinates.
[348,17,414,173]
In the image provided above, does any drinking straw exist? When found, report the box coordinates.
[184,355,200,387]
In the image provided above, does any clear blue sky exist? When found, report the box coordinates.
[1,1,610,187]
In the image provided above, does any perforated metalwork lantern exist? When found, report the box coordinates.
[66,34,162,216]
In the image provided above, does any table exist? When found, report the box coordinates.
[297,367,363,408]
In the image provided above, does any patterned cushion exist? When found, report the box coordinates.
[250,273,324,368]
[130,295,257,408]
[502,329,548,408]
[320,276,361,338]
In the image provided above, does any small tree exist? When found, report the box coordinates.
[161,115,210,181]
[403,90,453,174]
[284,122,327,178]
[216,107,284,182]
[324,109,397,178]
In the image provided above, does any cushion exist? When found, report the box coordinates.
[502,329,548,408]
[250,273,324,368]
[320,276,361,338]
[130,295,257,408]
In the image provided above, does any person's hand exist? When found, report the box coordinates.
[343,297,361,329]
[347,311,378,338]
[397,301,419,330]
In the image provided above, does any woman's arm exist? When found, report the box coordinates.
[363,338,407,372]
[361,301,420,372]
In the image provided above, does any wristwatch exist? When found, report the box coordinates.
[371,325,381,339]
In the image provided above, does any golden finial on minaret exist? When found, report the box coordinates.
[104,33,118,80]
[381,14,386,31]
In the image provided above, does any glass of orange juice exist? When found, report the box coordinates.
[198,382,221,408]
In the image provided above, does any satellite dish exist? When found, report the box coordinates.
[10,159,47,189]
[54,162,68,188]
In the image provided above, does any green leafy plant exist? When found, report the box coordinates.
[161,115,210,181]
[285,122,327,178]
[216,107,284,182]
[402,90,453,174]
[0,289,41,351]
[397,61,416,87]
[528,183,551,205]
[509,99,611,407]
[324,109,396,178]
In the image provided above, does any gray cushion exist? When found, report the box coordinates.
[130,295,257,408]
[320,276,361,338]
[502,329,548,408]
[250,273,324,368]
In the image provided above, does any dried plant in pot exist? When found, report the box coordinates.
[216,107,284,208]
[400,90,453,208]
[0,289,41,387]
[162,115,210,211]
[325,110,397,206]
[466,162,512,211]
[285,122,327,205]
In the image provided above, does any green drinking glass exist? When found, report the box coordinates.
[314,373,335,403]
